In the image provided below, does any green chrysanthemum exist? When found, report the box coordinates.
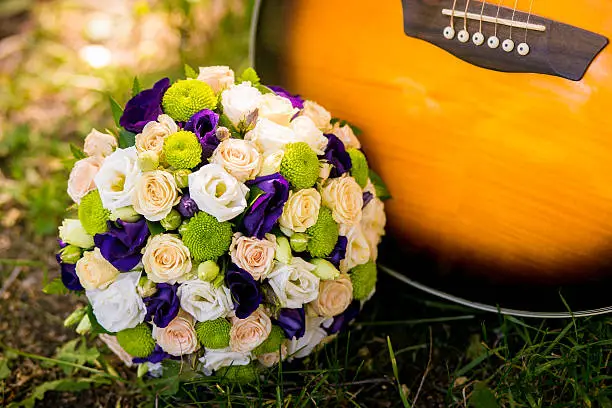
[253,325,285,356]
[195,318,231,349]
[162,79,217,122]
[350,261,377,300]
[216,364,259,384]
[163,130,202,169]
[280,142,320,190]
[306,207,339,258]
[116,323,156,358]
[347,148,369,188]
[78,190,110,235]
[181,212,233,261]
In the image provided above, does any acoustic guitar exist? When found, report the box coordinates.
[253,0,612,314]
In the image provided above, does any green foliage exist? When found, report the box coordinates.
[10,378,100,408]
[86,304,113,335]
[69,144,87,160]
[0,358,10,380]
[42,278,69,295]
[146,220,165,236]
[238,67,260,85]
[131,77,142,97]
[368,169,391,200]
[108,96,124,127]
[347,148,368,188]
[54,338,100,375]
[184,63,197,79]
[469,382,498,408]
[118,129,136,148]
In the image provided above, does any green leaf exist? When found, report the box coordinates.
[238,67,260,85]
[118,129,136,148]
[55,338,100,375]
[16,378,96,408]
[109,96,124,127]
[0,358,10,380]
[469,382,498,408]
[70,143,87,160]
[147,220,165,236]
[256,84,274,94]
[86,304,113,335]
[184,63,198,79]
[42,278,69,295]
[132,77,141,97]
[369,169,391,201]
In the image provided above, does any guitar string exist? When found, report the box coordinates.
[509,0,519,39]
[479,0,487,34]
[450,0,459,30]
[493,0,504,37]
[524,0,535,42]
[463,0,471,31]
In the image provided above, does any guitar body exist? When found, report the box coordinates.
[253,0,612,300]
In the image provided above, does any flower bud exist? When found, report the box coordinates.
[160,209,182,231]
[63,307,86,327]
[212,274,225,288]
[310,258,340,280]
[137,363,149,378]
[290,233,310,253]
[59,245,83,264]
[198,260,220,282]
[75,314,92,335]
[178,221,189,236]
[110,206,141,222]
[275,236,292,264]
[137,276,158,298]
[137,150,160,172]
[215,126,231,141]
[174,169,191,189]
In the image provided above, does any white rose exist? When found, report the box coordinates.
[257,344,288,368]
[199,347,250,375]
[197,66,235,93]
[135,114,178,154]
[86,272,146,333]
[76,247,120,290]
[221,82,262,126]
[210,139,262,182]
[267,257,320,308]
[94,147,141,211]
[287,316,328,360]
[302,100,332,132]
[321,175,363,225]
[258,93,299,126]
[259,150,285,176]
[279,189,321,233]
[361,197,386,261]
[153,310,199,357]
[187,164,249,222]
[67,156,104,204]
[99,334,133,367]
[230,233,276,280]
[309,273,353,318]
[290,116,328,155]
[132,170,180,221]
[332,123,361,150]
[83,129,117,157]
[177,279,233,322]
[339,223,371,273]
[245,118,300,155]
[58,219,94,248]
[230,308,272,353]
[143,234,193,284]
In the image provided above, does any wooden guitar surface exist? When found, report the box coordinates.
[255,0,612,283]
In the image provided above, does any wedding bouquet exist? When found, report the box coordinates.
[53,66,388,382]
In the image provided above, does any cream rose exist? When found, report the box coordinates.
[279,189,321,233]
[290,116,329,155]
[257,344,288,368]
[132,170,179,221]
[67,156,104,204]
[267,257,320,308]
[58,219,94,248]
[199,347,250,375]
[229,233,276,280]
[259,150,285,176]
[94,147,141,211]
[197,66,235,93]
[143,234,193,284]
[83,129,117,157]
[321,175,363,225]
[210,139,262,182]
[245,118,300,155]
[339,223,371,273]
[229,308,272,353]
[309,274,353,318]
[258,93,299,126]
[187,164,249,222]
[361,198,386,261]
[76,247,120,290]
[153,310,199,357]
[135,114,178,154]
[221,82,262,126]
[332,123,361,150]
[302,100,332,132]
[177,279,233,322]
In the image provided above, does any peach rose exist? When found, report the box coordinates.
[302,100,332,132]
[210,138,262,182]
[259,150,285,176]
[361,198,386,261]
[339,223,371,273]
[258,93,299,126]
[257,344,288,368]
[321,175,363,225]
[197,66,235,93]
[135,114,177,154]
[83,129,118,157]
[331,123,361,150]
[230,233,276,280]
[76,247,120,290]
[132,170,180,221]
[279,189,321,233]
[67,156,104,204]
[230,308,272,353]
[153,310,199,356]
[309,274,353,318]
[143,234,193,284]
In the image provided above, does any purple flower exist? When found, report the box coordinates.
[132,344,175,364]
[144,283,180,328]
[275,308,306,339]
[94,219,149,272]
[55,252,84,291]
[326,301,360,335]
[268,85,304,109]
[185,109,220,161]
[362,192,374,208]
[320,134,352,178]
[225,265,262,319]
[242,173,290,239]
[177,194,198,218]
[119,78,170,134]
[326,236,347,269]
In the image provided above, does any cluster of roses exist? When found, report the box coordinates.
[55,66,387,380]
